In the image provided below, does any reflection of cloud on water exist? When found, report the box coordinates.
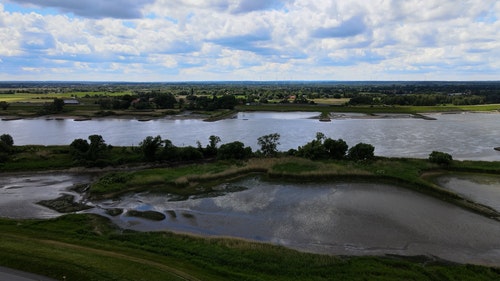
[212,187,278,213]
[272,188,341,242]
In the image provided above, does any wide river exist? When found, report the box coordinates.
[1,111,500,160]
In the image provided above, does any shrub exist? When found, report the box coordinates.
[218,141,252,160]
[429,151,453,165]
[348,143,375,160]
[323,138,348,159]
[0,134,14,147]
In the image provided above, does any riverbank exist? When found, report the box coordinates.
[1,102,499,122]
[1,214,499,281]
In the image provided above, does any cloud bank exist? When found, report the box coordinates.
[1,0,499,81]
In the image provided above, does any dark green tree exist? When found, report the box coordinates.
[0,134,14,147]
[88,134,108,161]
[429,151,453,165]
[0,101,9,110]
[69,138,90,161]
[154,93,177,109]
[323,138,348,159]
[257,133,280,157]
[348,143,375,160]
[139,135,164,161]
[204,135,221,158]
[53,98,65,112]
[218,141,252,160]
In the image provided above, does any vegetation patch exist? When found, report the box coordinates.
[104,208,123,216]
[125,210,166,221]
[37,194,92,213]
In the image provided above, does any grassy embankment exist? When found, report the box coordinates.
[2,214,500,281]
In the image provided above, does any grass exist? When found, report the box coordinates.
[0,145,143,172]
[1,214,499,281]
[0,92,132,103]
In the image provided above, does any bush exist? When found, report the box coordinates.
[218,141,252,160]
[348,143,375,160]
[0,134,14,147]
[429,151,453,165]
[323,138,348,159]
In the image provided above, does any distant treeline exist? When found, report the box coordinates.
[2,81,500,106]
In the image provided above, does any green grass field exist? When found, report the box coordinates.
[0,92,132,103]
[1,214,500,281]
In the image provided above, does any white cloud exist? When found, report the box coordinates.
[0,0,499,81]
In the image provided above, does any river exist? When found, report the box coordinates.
[1,112,500,160]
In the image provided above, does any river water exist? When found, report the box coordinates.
[1,112,500,160]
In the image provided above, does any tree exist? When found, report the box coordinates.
[216,94,238,109]
[218,141,252,160]
[0,101,9,110]
[53,98,65,112]
[69,138,90,161]
[257,133,280,157]
[0,134,14,158]
[296,132,328,160]
[0,134,14,147]
[348,143,375,160]
[154,93,177,109]
[429,151,453,165]
[204,135,221,157]
[323,138,348,159]
[139,135,163,161]
[88,135,108,161]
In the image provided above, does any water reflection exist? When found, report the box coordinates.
[437,174,500,212]
[0,173,92,219]
[93,177,500,266]
[2,173,500,266]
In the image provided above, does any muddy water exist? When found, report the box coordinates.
[92,177,500,266]
[436,174,500,212]
[0,173,93,219]
[2,173,500,266]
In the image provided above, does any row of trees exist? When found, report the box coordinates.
[0,132,453,167]
[134,133,374,163]
[97,92,239,112]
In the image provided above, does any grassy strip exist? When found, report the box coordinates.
[1,214,499,281]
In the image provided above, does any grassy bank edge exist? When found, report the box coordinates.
[1,214,500,281]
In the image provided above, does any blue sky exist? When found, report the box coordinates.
[0,0,499,81]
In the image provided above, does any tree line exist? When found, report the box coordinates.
[0,132,454,167]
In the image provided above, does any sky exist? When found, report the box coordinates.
[0,0,499,82]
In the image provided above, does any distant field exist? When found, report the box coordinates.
[0,92,132,103]
[312,97,350,105]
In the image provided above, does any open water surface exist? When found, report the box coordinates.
[1,112,500,160]
[436,174,500,212]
